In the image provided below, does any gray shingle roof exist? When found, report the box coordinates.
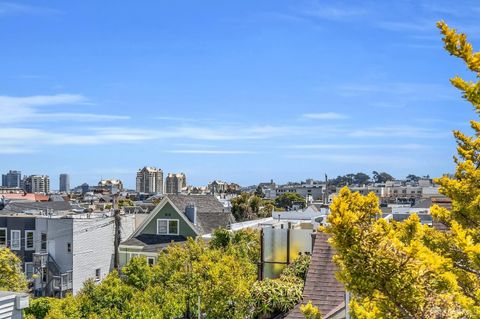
[167,194,226,214]
[3,201,72,213]
[166,194,235,234]
[121,234,187,253]
[285,232,345,319]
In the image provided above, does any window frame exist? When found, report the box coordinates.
[95,268,101,281]
[25,230,34,251]
[40,233,47,252]
[11,230,21,250]
[147,256,156,266]
[0,228,6,247]
[24,262,34,279]
[156,219,179,235]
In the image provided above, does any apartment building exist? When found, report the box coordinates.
[136,167,163,194]
[165,173,186,194]
[2,170,22,188]
[24,175,50,194]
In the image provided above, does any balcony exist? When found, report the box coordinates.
[33,252,48,269]
[51,271,73,292]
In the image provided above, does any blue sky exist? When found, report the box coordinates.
[0,0,479,189]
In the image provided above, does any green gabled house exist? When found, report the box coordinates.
[119,194,235,266]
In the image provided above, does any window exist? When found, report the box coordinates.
[25,231,34,250]
[127,252,140,263]
[156,219,179,235]
[24,262,34,279]
[168,220,179,235]
[157,220,167,234]
[11,230,21,250]
[95,268,101,280]
[147,257,155,266]
[0,228,6,247]
[67,243,72,253]
[41,233,47,252]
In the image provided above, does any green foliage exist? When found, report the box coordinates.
[275,192,306,210]
[251,255,311,316]
[29,237,258,319]
[372,171,395,183]
[118,199,134,207]
[251,275,303,316]
[210,228,261,264]
[281,254,311,281]
[406,174,421,182]
[121,256,153,290]
[0,247,28,292]
[25,298,61,319]
[231,193,275,221]
[329,172,371,187]
[255,185,265,198]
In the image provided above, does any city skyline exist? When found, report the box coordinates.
[1,0,479,187]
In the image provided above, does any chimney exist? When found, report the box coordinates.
[185,203,197,225]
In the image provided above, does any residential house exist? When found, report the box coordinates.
[0,207,135,297]
[119,194,234,267]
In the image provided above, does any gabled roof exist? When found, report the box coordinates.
[131,196,200,238]
[285,232,345,319]
[129,194,235,239]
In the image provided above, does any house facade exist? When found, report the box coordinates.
[119,194,234,267]
[0,209,135,297]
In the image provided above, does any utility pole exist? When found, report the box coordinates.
[113,194,121,274]
[324,174,329,205]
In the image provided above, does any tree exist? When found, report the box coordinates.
[0,248,28,292]
[301,301,323,319]
[29,237,258,319]
[275,193,306,210]
[255,185,265,198]
[260,199,276,217]
[329,172,370,187]
[353,172,370,185]
[322,22,480,318]
[406,174,421,182]
[372,171,395,183]
[231,193,262,221]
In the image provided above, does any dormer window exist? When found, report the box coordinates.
[157,219,179,235]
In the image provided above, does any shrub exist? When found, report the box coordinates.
[281,254,311,281]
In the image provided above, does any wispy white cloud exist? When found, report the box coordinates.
[335,82,456,101]
[155,116,201,122]
[166,150,254,155]
[0,94,129,123]
[348,126,449,138]
[0,2,62,15]
[300,3,367,21]
[0,94,87,107]
[289,143,426,150]
[377,20,436,32]
[302,112,348,120]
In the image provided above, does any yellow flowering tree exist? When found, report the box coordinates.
[321,22,480,318]
[0,247,28,292]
